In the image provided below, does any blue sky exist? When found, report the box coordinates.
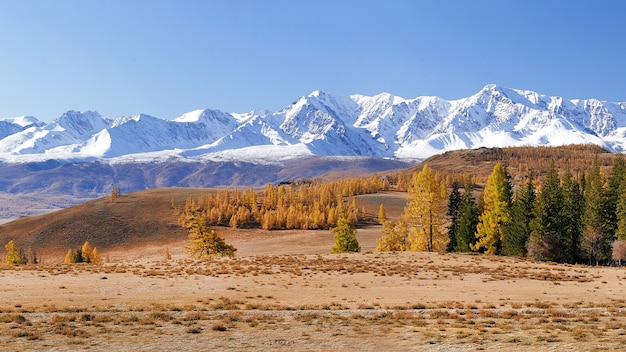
[1,0,625,121]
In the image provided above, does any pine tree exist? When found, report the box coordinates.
[561,168,584,263]
[403,165,448,252]
[528,165,564,261]
[331,217,360,253]
[605,154,625,240]
[583,158,608,264]
[615,179,626,240]
[455,183,479,252]
[73,247,84,263]
[446,182,462,252]
[472,162,512,254]
[184,217,236,258]
[503,173,535,257]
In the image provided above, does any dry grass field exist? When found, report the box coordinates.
[1,227,625,351]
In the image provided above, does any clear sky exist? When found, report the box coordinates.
[1,0,625,121]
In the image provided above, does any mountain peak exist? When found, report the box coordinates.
[0,116,42,128]
[0,86,625,163]
[52,110,109,136]
[309,90,322,97]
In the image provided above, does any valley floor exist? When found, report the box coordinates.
[1,248,625,351]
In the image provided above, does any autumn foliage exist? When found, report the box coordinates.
[376,165,447,253]
[184,217,236,258]
[63,241,102,264]
[176,176,389,231]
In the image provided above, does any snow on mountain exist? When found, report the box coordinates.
[0,116,43,141]
[1,85,626,164]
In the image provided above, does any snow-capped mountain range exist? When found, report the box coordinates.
[2,84,626,164]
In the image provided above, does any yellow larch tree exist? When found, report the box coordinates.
[4,240,26,265]
[375,220,409,252]
[402,165,448,252]
[471,162,512,254]
[64,249,74,264]
[81,241,93,263]
[378,204,387,224]
[185,217,236,258]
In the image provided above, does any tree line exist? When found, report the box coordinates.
[377,155,626,265]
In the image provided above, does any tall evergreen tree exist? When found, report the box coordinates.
[472,162,512,254]
[446,182,462,252]
[503,172,535,257]
[455,182,480,252]
[605,154,625,240]
[615,179,626,241]
[561,168,584,263]
[583,157,608,264]
[528,165,564,261]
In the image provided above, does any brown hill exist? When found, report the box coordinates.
[414,144,614,184]
[0,188,211,259]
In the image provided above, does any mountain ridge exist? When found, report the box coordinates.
[2,84,625,163]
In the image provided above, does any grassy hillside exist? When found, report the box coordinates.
[0,188,212,258]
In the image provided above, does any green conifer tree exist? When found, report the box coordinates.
[615,179,626,241]
[605,154,626,240]
[583,157,608,264]
[528,165,563,261]
[331,217,360,253]
[503,173,535,257]
[446,182,462,252]
[455,183,480,252]
[561,168,584,263]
